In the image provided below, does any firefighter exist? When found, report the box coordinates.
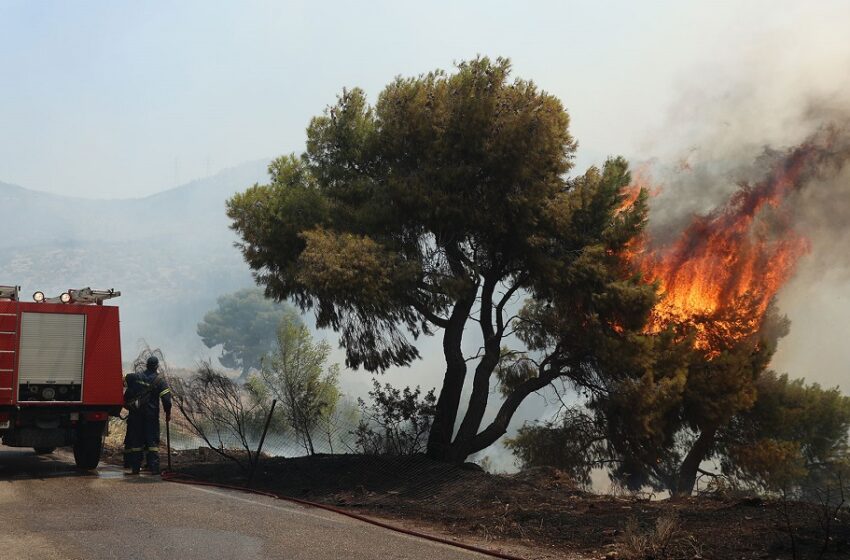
[122,373,130,468]
[123,356,171,475]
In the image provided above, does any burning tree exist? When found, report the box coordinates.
[600,130,850,496]
[595,305,788,495]
[510,128,850,496]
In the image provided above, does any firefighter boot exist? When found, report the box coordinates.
[145,448,160,475]
[124,446,142,472]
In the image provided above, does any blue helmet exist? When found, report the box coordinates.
[146,356,159,370]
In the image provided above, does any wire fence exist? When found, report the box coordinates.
[164,409,495,513]
[116,360,500,514]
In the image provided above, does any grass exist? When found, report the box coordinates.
[619,512,702,560]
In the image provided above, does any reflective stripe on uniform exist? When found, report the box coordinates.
[159,388,171,397]
[124,447,144,452]
[144,446,159,452]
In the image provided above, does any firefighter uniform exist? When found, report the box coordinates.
[123,357,171,474]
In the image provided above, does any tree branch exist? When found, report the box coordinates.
[465,361,564,454]
[495,282,520,335]
[411,300,450,329]
[479,273,497,342]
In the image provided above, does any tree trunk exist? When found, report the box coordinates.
[453,275,499,449]
[426,361,465,460]
[302,415,315,455]
[445,274,514,463]
[426,298,474,461]
[451,367,559,462]
[674,426,718,497]
[451,346,500,459]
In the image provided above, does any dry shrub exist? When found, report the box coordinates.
[171,361,267,471]
[619,512,702,560]
[606,478,656,502]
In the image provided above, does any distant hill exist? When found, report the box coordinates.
[0,160,270,364]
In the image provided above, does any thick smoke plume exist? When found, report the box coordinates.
[631,32,850,389]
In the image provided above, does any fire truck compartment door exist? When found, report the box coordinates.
[18,312,86,385]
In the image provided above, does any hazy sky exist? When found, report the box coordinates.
[2,0,848,199]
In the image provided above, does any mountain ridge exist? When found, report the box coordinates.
[0,159,272,364]
[0,158,271,203]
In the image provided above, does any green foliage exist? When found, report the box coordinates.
[228,56,583,369]
[721,371,850,493]
[197,288,290,378]
[255,310,341,455]
[354,379,437,456]
[600,358,690,491]
[495,348,538,398]
[727,438,808,493]
[505,407,605,487]
[228,56,654,461]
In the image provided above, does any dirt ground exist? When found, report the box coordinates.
[99,444,850,560]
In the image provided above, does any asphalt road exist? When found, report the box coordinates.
[0,446,490,560]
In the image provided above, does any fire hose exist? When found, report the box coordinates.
[159,471,528,560]
[158,446,527,560]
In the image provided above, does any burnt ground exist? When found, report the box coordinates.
[103,445,850,560]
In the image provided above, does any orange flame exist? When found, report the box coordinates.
[627,145,816,354]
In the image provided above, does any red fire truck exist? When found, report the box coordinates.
[0,286,124,469]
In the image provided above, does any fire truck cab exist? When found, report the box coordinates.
[0,286,124,469]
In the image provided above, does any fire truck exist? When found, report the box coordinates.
[0,286,124,469]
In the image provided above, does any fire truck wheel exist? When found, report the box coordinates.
[73,421,105,470]
[33,447,56,455]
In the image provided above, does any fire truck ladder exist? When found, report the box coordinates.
[68,288,120,305]
[0,285,19,404]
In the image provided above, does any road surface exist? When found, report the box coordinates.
[0,446,491,560]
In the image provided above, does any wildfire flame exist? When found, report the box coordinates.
[626,144,819,354]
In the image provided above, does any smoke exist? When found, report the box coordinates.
[631,24,850,391]
[773,148,850,390]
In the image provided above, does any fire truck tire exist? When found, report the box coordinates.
[33,447,56,455]
[74,421,105,470]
